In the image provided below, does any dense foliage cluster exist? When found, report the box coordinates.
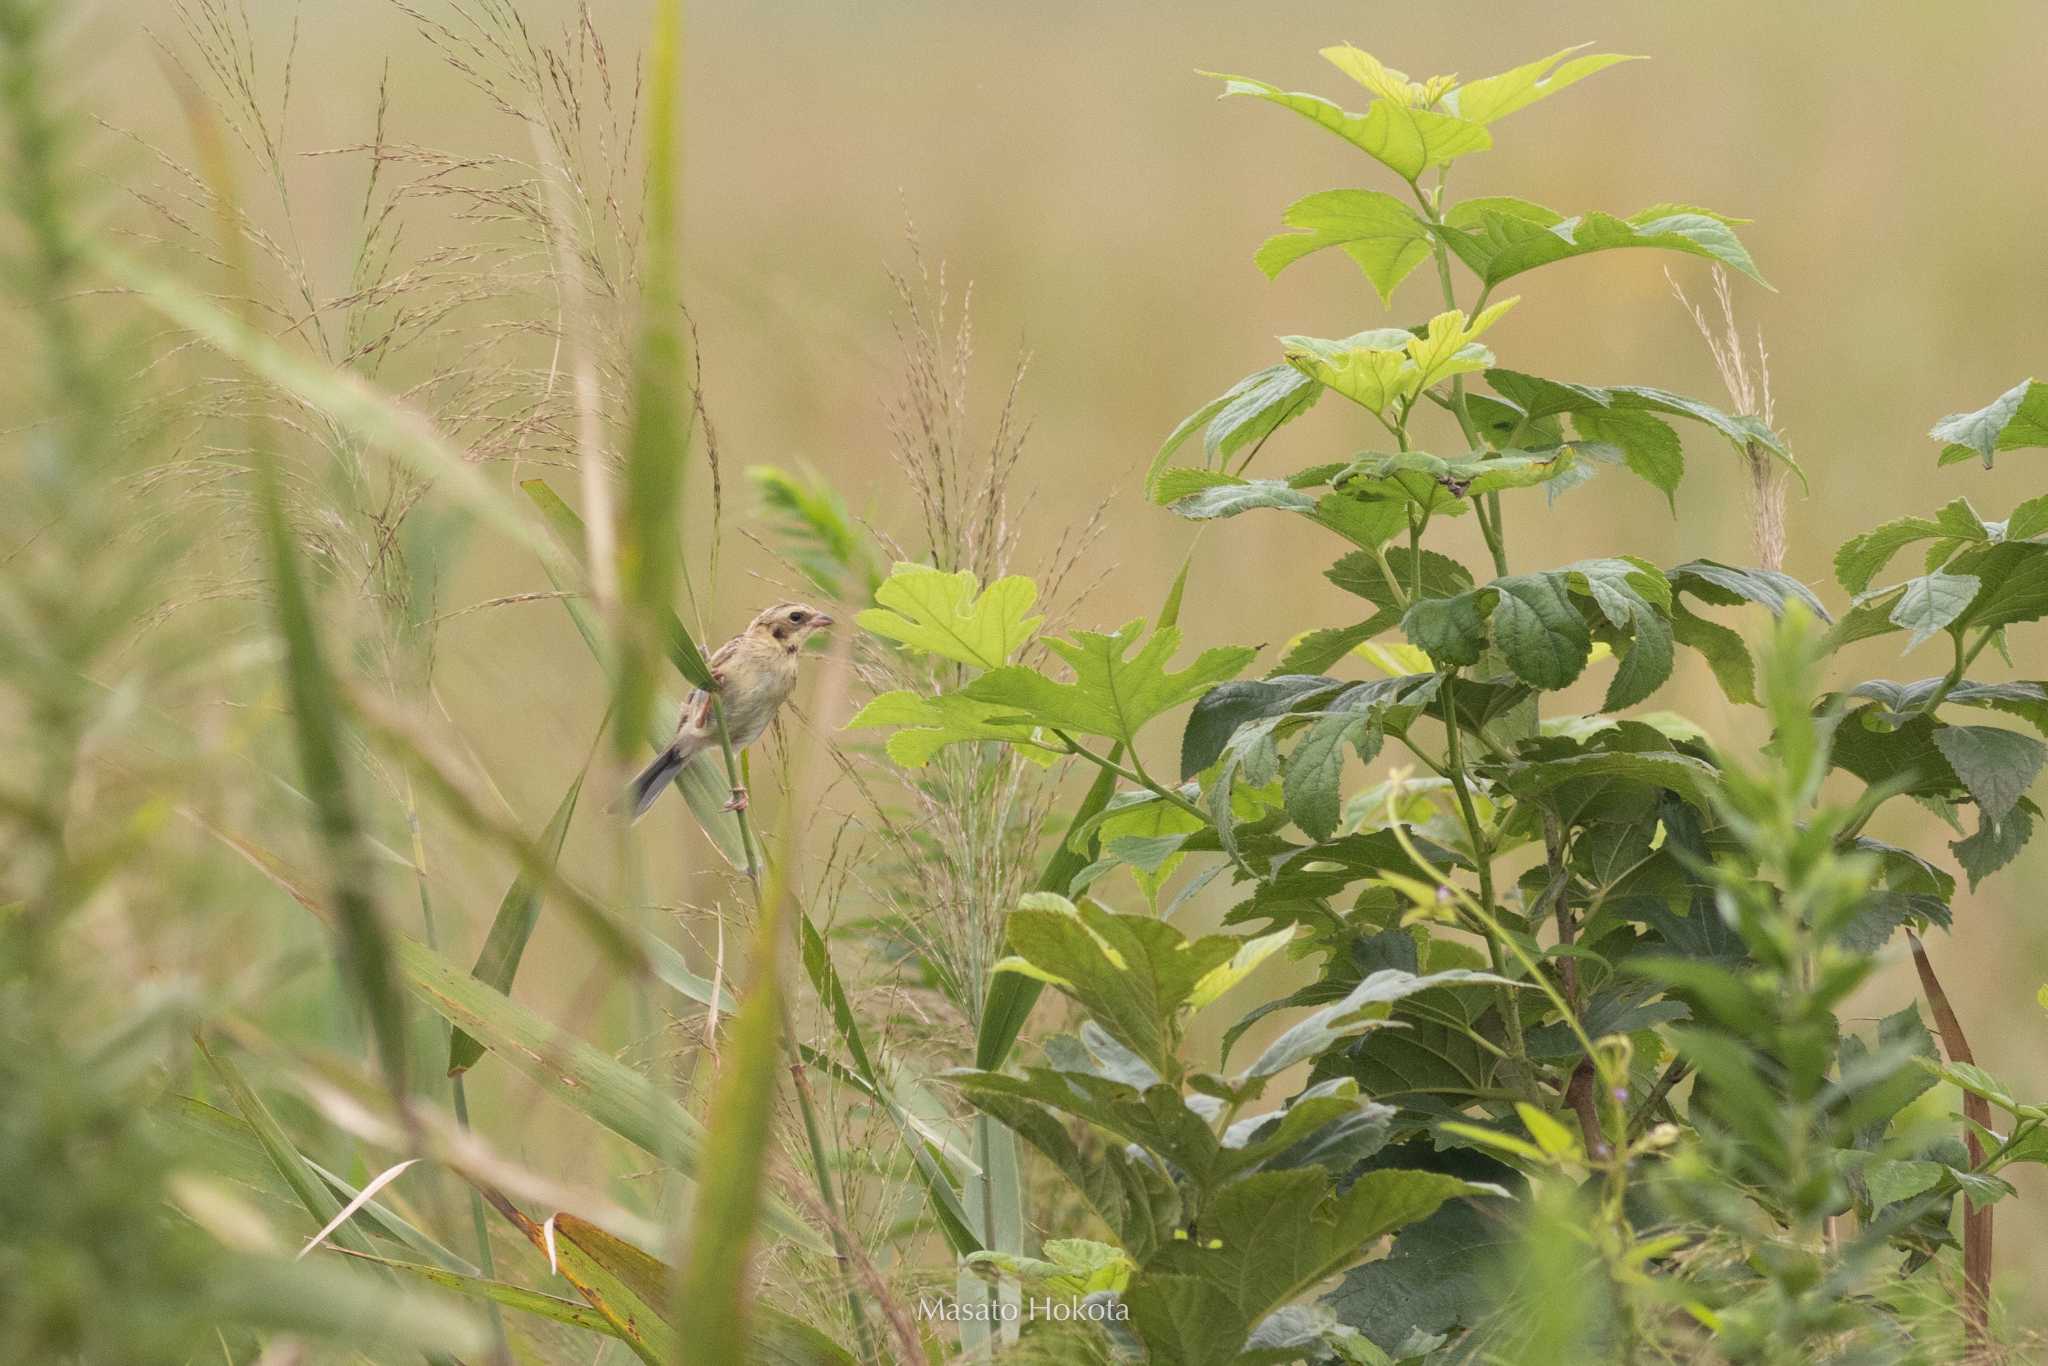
[851,43,2048,1364]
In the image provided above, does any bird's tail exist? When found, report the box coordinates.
[624,744,687,823]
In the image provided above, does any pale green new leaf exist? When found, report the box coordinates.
[966,620,1257,747]
[1441,46,1643,124]
[1208,73,1491,182]
[856,562,1043,669]
[1256,189,1432,302]
[843,689,1054,767]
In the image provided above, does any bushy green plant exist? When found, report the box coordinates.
[855,41,2048,1364]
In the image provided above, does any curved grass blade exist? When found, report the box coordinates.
[799,910,981,1256]
[336,1251,619,1339]
[613,0,706,762]
[205,823,822,1249]
[678,838,795,1359]
[199,1037,378,1262]
[449,767,586,1076]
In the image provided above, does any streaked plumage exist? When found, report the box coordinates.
[625,601,834,821]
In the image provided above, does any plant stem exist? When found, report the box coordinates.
[1054,732,1207,821]
[1438,676,1527,1070]
[705,694,877,1360]
[405,780,507,1361]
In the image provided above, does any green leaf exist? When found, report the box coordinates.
[1285,709,1385,841]
[1182,676,1342,779]
[1134,1168,1504,1336]
[855,562,1043,669]
[745,464,882,602]
[1485,368,1796,470]
[1209,72,1492,183]
[1952,798,2037,890]
[1151,365,1323,497]
[1306,303,1523,421]
[1435,197,1766,288]
[1890,572,1980,650]
[1932,725,2047,824]
[1256,189,1432,302]
[1489,574,1592,689]
[1335,448,1577,515]
[1242,969,1519,1085]
[1835,516,1949,593]
[1165,475,1321,521]
[1931,379,2048,467]
[966,620,1258,748]
[1441,46,1642,124]
[449,768,585,1076]
[1573,408,1682,509]
[1327,1192,1507,1352]
[996,893,1239,1073]
[843,689,1052,768]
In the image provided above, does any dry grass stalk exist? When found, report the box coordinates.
[1669,265,1785,571]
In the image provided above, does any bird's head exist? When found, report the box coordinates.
[750,601,835,650]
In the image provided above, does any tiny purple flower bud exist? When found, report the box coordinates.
[1611,1087,1630,1105]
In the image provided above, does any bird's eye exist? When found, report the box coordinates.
[788,610,805,623]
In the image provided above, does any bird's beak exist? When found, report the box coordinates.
[811,613,835,629]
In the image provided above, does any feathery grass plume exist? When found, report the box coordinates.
[1669,265,1786,571]
[771,240,1110,1338]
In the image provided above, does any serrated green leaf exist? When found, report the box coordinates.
[1489,575,1591,689]
[1932,725,2047,823]
[1890,572,1980,650]
[856,562,1042,669]
[1285,709,1385,840]
[843,689,1052,767]
[1257,189,1432,302]
[1441,46,1642,124]
[998,894,1240,1073]
[1435,198,1765,288]
[967,620,1257,748]
[1167,476,1320,521]
[1573,408,1683,508]
[1931,379,2048,467]
[1151,365,1323,497]
[1210,72,1492,182]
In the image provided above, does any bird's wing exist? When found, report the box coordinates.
[679,634,743,737]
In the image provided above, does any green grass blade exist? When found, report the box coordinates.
[209,825,822,1249]
[198,1037,378,1260]
[799,911,981,1255]
[614,0,707,762]
[448,768,586,1076]
[677,863,793,1361]
[338,1252,620,1338]
[163,1095,474,1270]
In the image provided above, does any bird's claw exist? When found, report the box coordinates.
[722,786,750,812]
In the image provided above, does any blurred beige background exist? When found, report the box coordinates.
[80,0,2048,1321]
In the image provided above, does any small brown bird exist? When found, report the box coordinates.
[626,601,834,821]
